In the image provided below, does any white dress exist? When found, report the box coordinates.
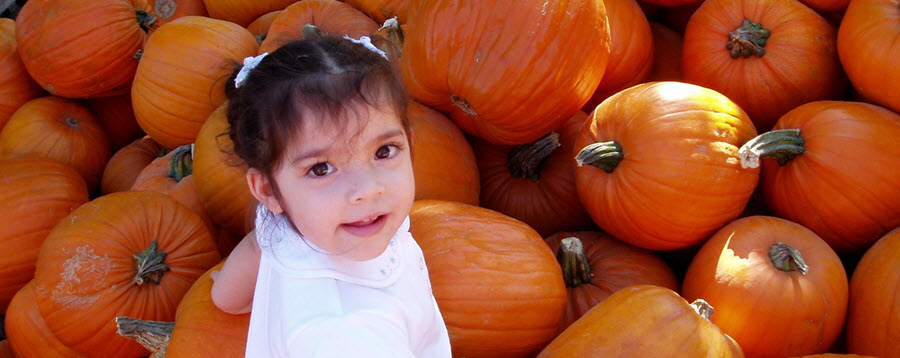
[244,206,451,357]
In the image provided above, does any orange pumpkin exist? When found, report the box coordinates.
[100,136,166,195]
[132,15,258,149]
[0,157,89,313]
[409,200,567,358]
[574,81,759,251]
[582,0,654,109]
[738,101,900,254]
[646,22,683,82]
[193,103,255,237]
[246,10,282,41]
[5,281,87,358]
[31,191,221,357]
[792,355,877,358]
[538,285,744,357]
[545,231,678,332]
[81,94,144,151]
[682,215,848,358]
[845,227,900,357]
[14,0,149,98]
[258,0,379,54]
[837,0,900,115]
[401,0,610,145]
[133,0,209,28]
[0,96,111,193]
[408,101,480,206]
[682,0,845,132]
[203,0,298,27]
[167,261,250,357]
[342,0,420,24]
[0,18,43,128]
[473,112,594,237]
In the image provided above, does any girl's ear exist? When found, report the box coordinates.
[247,168,284,214]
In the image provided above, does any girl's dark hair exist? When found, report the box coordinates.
[224,32,409,183]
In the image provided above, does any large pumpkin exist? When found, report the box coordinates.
[31,191,221,357]
[401,0,610,145]
[845,227,900,357]
[0,157,89,313]
[203,0,298,27]
[409,200,567,358]
[544,231,678,332]
[682,0,845,132]
[0,18,43,128]
[0,96,111,193]
[408,101,480,206]
[5,281,87,358]
[837,0,900,115]
[14,0,150,98]
[574,81,759,251]
[682,215,848,358]
[473,112,594,237]
[258,0,379,54]
[738,101,900,254]
[537,285,744,357]
[132,15,258,149]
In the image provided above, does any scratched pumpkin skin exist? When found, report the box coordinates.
[30,191,221,358]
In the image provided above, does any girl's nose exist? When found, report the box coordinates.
[350,168,385,203]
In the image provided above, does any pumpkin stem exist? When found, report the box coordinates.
[574,141,623,173]
[136,9,158,33]
[727,19,771,58]
[115,316,173,358]
[65,117,79,128]
[374,17,404,60]
[769,242,809,275]
[302,24,324,40]
[132,241,170,285]
[556,237,593,287]
[169,144,193,182]
[450,95,477,116]
[153,0,177,20]
[690,299,714,321]
[738,128,805,168]
[508,132,560,181]
[255,34,267,45]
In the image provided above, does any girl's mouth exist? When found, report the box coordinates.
[341,214,387,236]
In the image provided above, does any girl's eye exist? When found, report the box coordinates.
[309,162,334,177]
[375,145,398,159]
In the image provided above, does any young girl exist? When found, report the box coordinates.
[209,33,451,357]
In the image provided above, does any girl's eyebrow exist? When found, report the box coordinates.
[289,128,406,165]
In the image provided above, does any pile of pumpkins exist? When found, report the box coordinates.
[1,0,898,357]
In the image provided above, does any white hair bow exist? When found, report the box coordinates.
[234,52,269,88]
[342,35,388,60]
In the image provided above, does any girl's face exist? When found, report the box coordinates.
[251,103,415,261]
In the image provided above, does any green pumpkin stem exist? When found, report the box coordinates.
[375,17,404,60]
[575,141,623,173]
[450,95,477,116]
[727,19,771,58]
[738,128,805,168]
[556,237,593,288]
[769,242,809,275]
[132,241,170,285]
[169,144,193,182]
[690,299,714,321]
[115,316,173,358]
[135,9,158,33]
[508,132,560,181]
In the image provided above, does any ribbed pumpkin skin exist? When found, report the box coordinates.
[401,0,611,145]
[574,81,759,251]
[846,227,900,357]
[0,157,88,313]
[537,285,745,358]
[837,0,900,114]
[409,101,480,206]
[203,0,298,27]
[761,101,900,254]
[5,281,86,358]
[14,0,147,98]
[0,18,43,128]
[342,0,419,23]
[167,261,250,358]
[132,16,258,149]
[258,0,379,54]
[0,96,111,193]
[682,216,848,358]
[474,112,594,237]
[409,200,567,358]
[682,0,845,132]
[32,191,221,358]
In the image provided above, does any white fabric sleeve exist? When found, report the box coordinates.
[286,313,416,358]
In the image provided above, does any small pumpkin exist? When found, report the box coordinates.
[646,22,683,82]
[409,199,567,358]
[845,227,900,357]
[537,285,744,357]
[100,136,166,195]
[738,100,900,254]
[258,0,380,54]
[0,18,43,129]
[409,101,480,206]
[81,94,144,152]
[574,81,759,251]
[246,10,282,42]
[836,0,900,115]
[682,215,848,358]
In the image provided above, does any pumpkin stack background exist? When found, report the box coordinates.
[1,0,898,357]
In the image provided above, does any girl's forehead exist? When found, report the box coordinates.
[286,103,405,153]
